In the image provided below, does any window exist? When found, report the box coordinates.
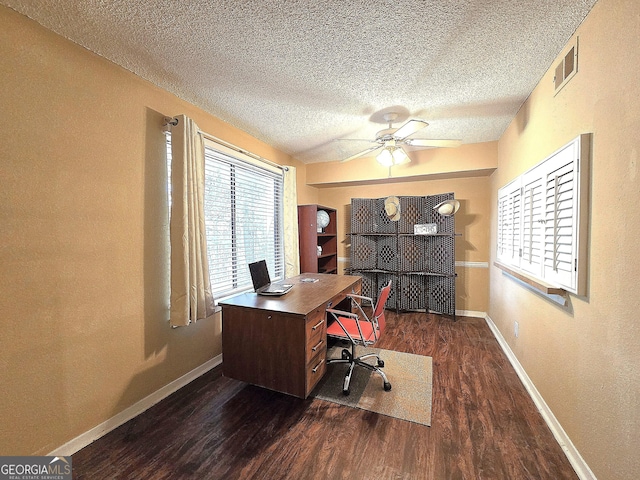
[166,135,284,300]
[497,134,590,295]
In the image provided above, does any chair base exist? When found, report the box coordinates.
[327,345,392,396]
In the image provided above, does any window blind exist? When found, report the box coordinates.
[166,134,284,301]
[203,146,284,299]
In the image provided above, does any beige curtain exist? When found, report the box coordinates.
[169,114,215,327]
[283,166,300,278]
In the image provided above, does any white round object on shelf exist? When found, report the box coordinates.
[317,210,330,232]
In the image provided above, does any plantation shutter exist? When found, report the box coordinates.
[542,141,579,290]
[497,179,522,267]
[520,165,545,276]
[495,134,589,295]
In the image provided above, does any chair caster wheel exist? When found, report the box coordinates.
[384,382,392,391]
[377,359,385,367]
[343,388,350,396]
[341,349,350,360]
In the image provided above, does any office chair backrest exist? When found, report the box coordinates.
[373,281,392,334]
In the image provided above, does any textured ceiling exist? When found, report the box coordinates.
[3,0,597,163]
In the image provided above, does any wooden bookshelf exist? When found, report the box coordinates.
[298,205,337,274]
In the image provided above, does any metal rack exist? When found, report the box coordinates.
[348,194,456,317]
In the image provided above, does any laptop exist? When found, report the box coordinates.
[248,260,293,296]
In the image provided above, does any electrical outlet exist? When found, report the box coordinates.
[514,321,519,338]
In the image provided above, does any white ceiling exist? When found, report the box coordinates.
[3,0,598,163]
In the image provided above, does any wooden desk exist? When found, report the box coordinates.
[219,273,362,398]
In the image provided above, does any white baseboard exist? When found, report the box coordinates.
[455,261,489,268]
[49,354,222,456]
[455,309,487,318]
[484,315,596,480]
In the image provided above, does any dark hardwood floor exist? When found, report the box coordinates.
[72,313,577,479]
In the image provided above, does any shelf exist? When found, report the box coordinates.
[398,232,458,237]
[347,232,396,236]
[298,204,338,275]
[494,261,567,297]
[349,232,458,237]
[319,267,337,274]
[349,268,456,277]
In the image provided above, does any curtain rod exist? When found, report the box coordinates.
[198,130,288,172]
[164,116,287,172]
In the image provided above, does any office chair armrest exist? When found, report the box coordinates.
[326,308,359,344]
[326,308,358,319]
[345,294,376,324]
[346,293,374,306]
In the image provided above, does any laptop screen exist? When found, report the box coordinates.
[248,260,271,291]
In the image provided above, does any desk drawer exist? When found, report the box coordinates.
[306,349,326,395]
[306,308,327,364]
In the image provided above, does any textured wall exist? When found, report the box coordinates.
[489,0,640,478]
[0,6,302,454]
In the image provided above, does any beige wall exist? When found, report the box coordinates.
[315,172,492,313]
[0,6,308,455]
[489,0,640,478]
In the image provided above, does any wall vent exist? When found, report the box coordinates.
[554,38,578,95]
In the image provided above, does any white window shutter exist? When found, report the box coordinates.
[521,165,545,276]
[497,179,521,267]
[543,140,579,291]
[496,134,590,296]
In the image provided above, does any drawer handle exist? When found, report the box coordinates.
[311,318,325,331]
[312,358,325,373]
[311,339,324,352]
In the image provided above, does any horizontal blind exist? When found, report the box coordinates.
[203,146,284,299]
[166,134,284,300]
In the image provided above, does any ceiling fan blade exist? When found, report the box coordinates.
[340,145,382,163]
[393,119,429,140]
[405,139,462,148]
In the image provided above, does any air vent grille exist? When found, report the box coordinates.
[554,38,578,95]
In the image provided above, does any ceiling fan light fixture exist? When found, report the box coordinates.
[392,147,409,164]
[377,145,409,166]
[376,147,394,167]
[339,113,460,163]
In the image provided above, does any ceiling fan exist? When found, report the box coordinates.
[340,112,462,165]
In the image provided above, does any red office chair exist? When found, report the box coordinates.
[326,280,392,396]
